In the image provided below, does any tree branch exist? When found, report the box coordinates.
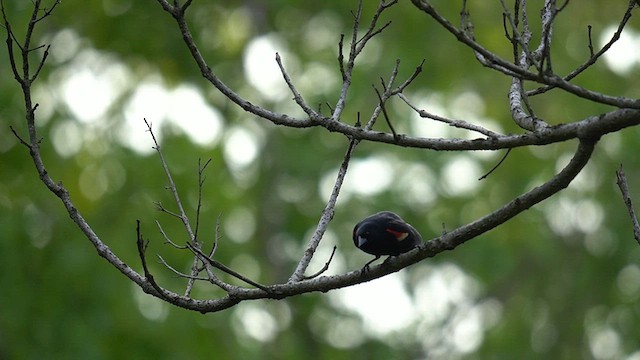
[409,0,640,109]
[288,138,357,282]
[185,243,270,292]
[276,52,318,117]
[398,93,502,138]
[616,165,640,245]
[7,0,639,317]
[528,0,638,96]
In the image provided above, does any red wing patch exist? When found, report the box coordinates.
[385,228,409,241]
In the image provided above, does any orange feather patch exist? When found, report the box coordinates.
[385,228,409,241]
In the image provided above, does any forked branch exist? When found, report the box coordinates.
[3,0,634,315]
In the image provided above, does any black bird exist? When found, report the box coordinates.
[353,211,422,269]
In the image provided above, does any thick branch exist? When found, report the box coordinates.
[421,138,596,254]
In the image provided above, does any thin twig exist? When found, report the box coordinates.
[615,165,640,245]
[210,213,222,257]
[154,201,183,220]
[302,246,338,280]
[145,119,208,296]
[158,255,209,281]
[276,52,317,117]
[145,119,196,241]
[30,43,50,83]
[557,0,570,12]
[332,0,398,122]
[478,148,511,180]
[9,125,30,147]
[2,2,24,84]
[194,158,212,243]
[33,0,60,24]
[362,59,402,132]
[158,254,234,292]
[155,220,186,249]
[389,59,426,95]
[398,93,502,138]
[181,0,193,12]
[337,33,346,81]
[136,220,169,298]
[374,85,398,138]
[498,0,539,71]
[186,242,271,292]
[587,25,594,58]
[355,0,397,51]
[460,0,474,39]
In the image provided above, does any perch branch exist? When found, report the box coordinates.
[7,0,628,316]
[168,137,599,313]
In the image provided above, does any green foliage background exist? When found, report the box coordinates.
[1,0,640,359]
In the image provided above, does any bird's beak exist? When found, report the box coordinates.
[357,235,368,247]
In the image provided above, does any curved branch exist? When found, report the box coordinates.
[140,137,596,313]
[5,0,632,316]
[161,0,638,149]
[154,0,640,150]
[155,0,317,128]
[419,138,596,255]
[138,137,598,313]
[242,138,597,300]
[317,107,640,151]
